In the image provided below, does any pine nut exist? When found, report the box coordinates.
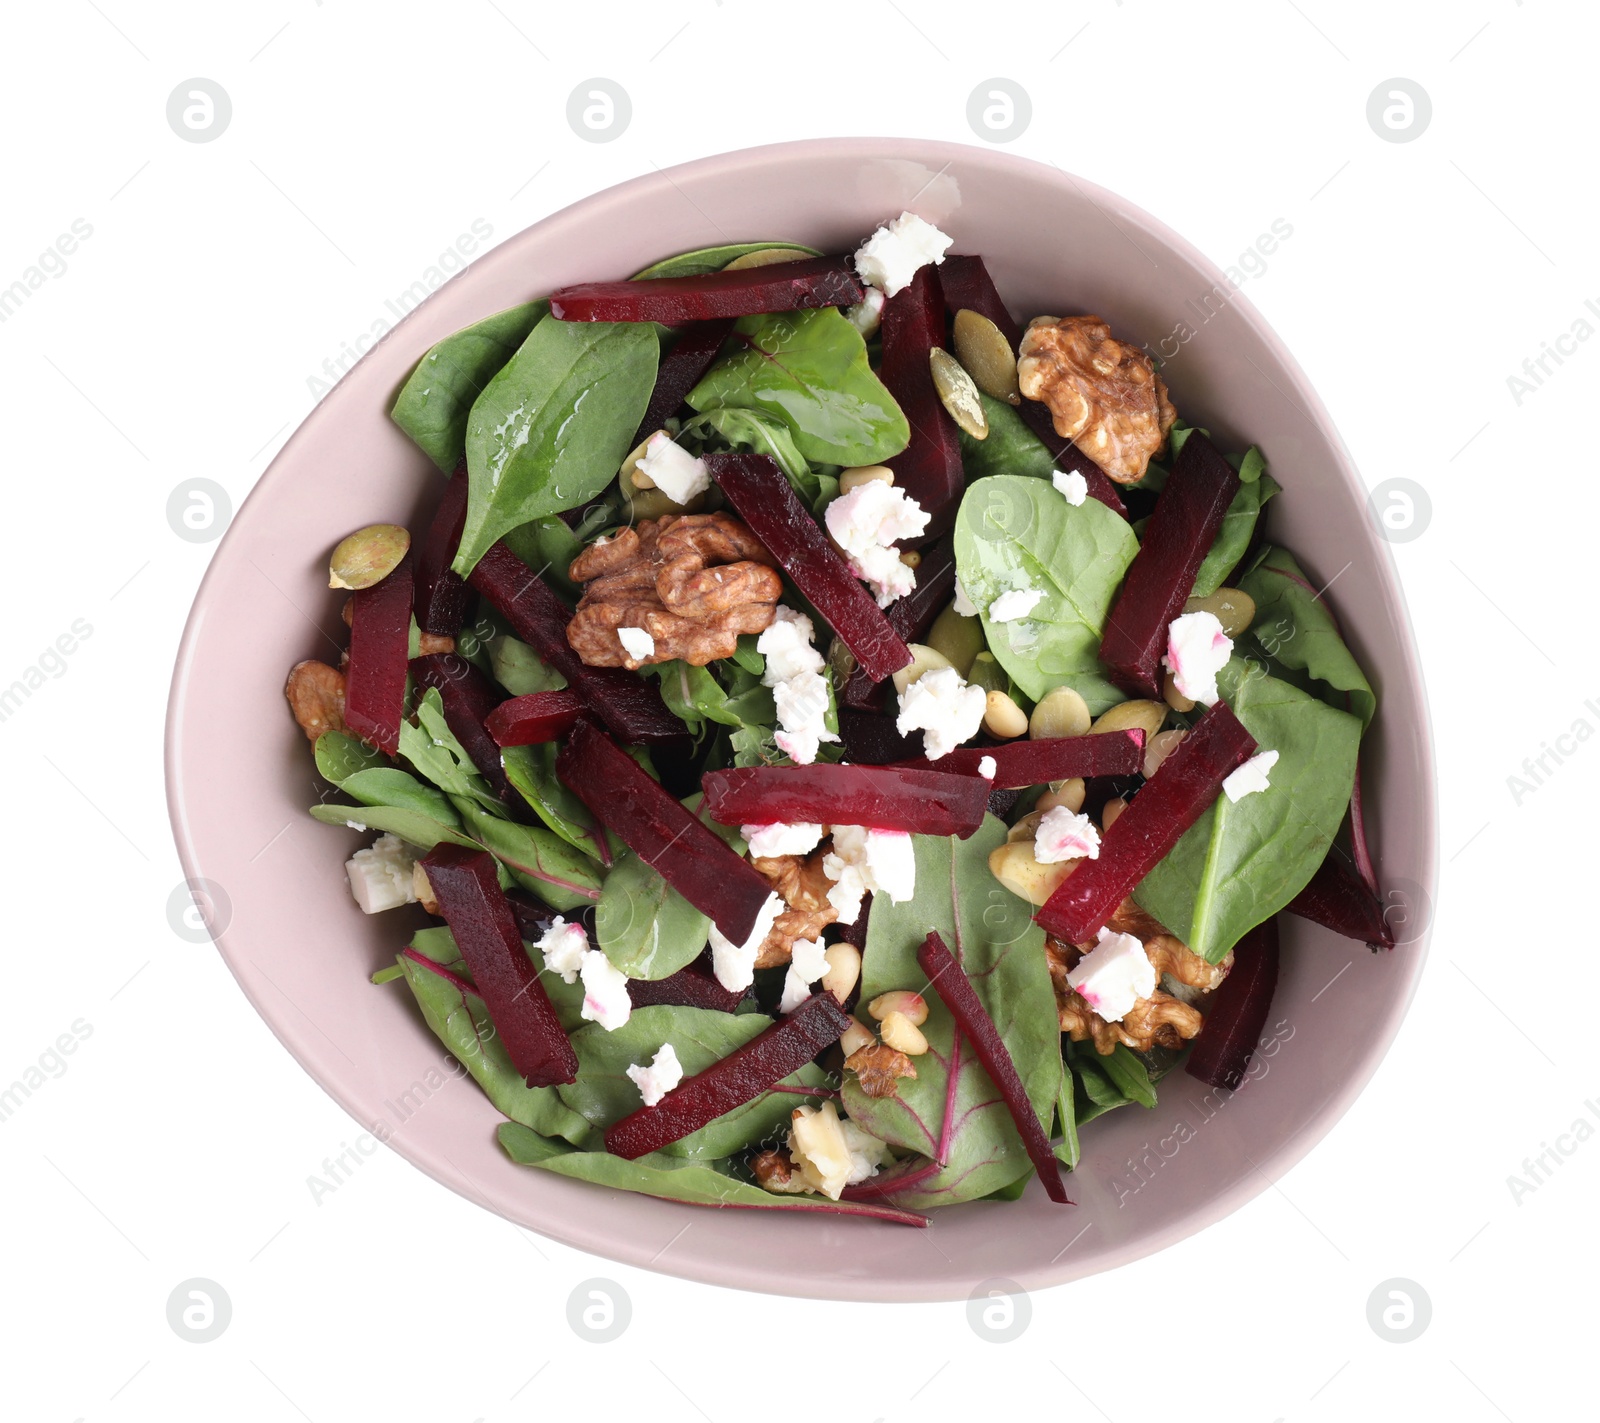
[1102,796,1128,831]
[839,1017,876,1057]
[821,943,861,1004]
[984,689,1028,739]
[1163,669,1196,714]
[1143,729,1188,779]
[867,990,929,1026]
[1029,685,1091,740]
[1037,778,1086,815]
[879,1011,929,1056]
[987,839,1076,906]
[1007,809,1044,844]
[838,464,894,494]
[900,550,921,570]
[891,643,954,696]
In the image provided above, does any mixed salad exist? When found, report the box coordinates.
[285,213,1393,1223]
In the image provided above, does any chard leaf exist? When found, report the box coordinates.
[1132,657,1362,963]
[451,797,602,911]
[840,817,1062,1208]
[687,309,909,467]
[456,319,658,576]
[500,742,611,861]
[954,474,1139,710]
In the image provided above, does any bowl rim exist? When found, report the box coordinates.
[165,136,1437,1300]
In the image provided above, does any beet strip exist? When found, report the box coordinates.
[604,992,850,1159]
[414,461,471,636]
[549,256,863,323]
[469,542,684,745]
[411,652,532,816]
[420,845,578,1086]
[1036,702,1257,943]
[879,265,963,539]
[889,729,1145,787]
[626,958,746,1014]
[1287,854,1395,949]
[839,536,956,711]
[702,764,989,838]
[555,716,773,945]
[1184,916,1280,1090]
[344,552,414,756]
[915,931,1071,1205]
[485,690,584,747]
[634,318,735,444]
[1099,432,1241,698]
[706,453,912,684]
[837,709,925,766]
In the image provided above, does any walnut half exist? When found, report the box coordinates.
[285,660,346,742]
[750,849,838,969]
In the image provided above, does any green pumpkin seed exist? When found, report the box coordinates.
[1183,587,1256,638]
[328,524,410,590]
[929,348,989,440]
[952,309,1021,404]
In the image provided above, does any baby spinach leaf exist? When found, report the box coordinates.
[1237,546,1376,730]
[486,630,567,696]
[1066,1041,1137,1127]
[1132,657,1362,963]
[840,817,1062,1208]
[456,319,658,576]
[391,301,548,472]
[687,309,909,467]
[630,242,819,280]
[953,474,1139,711]
[558,1005,830,1159]
[956,393,1059,482]
[500,742,610,861]
[452,797,603,911]
[340,766,462,824]
[1191,448,1279,598]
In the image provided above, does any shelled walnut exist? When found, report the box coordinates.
[750,850,838,968]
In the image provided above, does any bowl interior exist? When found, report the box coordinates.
[165,138,1434,1301]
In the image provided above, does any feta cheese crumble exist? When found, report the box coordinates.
[616,625,655,662]
[1222,748,1280,802]
[824,479,930,607]
[757,605,839,766]
[845,286,886,337]
[987,586,1044,624]
[709,890,785,992]
[1053,469,1088,506]
[345,834,419,914]
[853,211,954,297]
[952,578,978,617]
[1067,927,1156,1023]
[578,950,632,1031]
[626,1043,683,1107]
[1164,610,1233,705]
[534,916,589,984]
[778,937,830,1014]
[741,821,825,859]
[895,664,985,760]
[840,1117,894,1185]
[1034,807,1101,864]
[822,825,916,925]
[978,754,998,780]
[636,430,711,505]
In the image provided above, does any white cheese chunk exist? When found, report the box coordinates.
[709,890,784,992]
[895,664,985,760]
[987,586,1044,624]
[578,950,632,1031]
[839,1117,895,1185]
[741,822,826,859]
[636,430,711,505]
[1222,748,1280,802]
[853,211,954,297]
[778,937,830,1014]
[535,916,589,984]
[625,1043,683,1107]
[1034,807,1101,865]
[978,754,998,780]
[1163,610,1233,705]
[757,605,839,767]
[822,825,916,924]
[1066,927,1156,1023]
[824,480,930,607]
[952,578,978,617]
[616,626,655,661]
[345,834,419,914]
[846,286,886,337]
[1053,469,1088,506]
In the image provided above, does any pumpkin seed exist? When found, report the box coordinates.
[328,524,410,590]
[965,651,1011,698]
[1183,587,1256,638]
[620,433,658,489]
[929,347,989,440]
[1029,686,1092,740]
[623,484,704,522]
[952,309,1021,404]
[925,601,984,676]
[838,465,894,494]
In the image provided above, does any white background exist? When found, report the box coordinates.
[1,1,1591,1418]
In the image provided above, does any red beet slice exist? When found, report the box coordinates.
[505,888,596,946]
[702,764,989,838]
[889,729,1145,787]
[837,708,925,766]
[344,552,414,756]
[706,453,912,684]
[1016,404,1129,518]
[555,716,774,945]
[411,652,532,816]
[604,991,850,1159]
[831,893,872,950]
[485,690,584,747]
[840,536,956,711]
[878,265,963,539]
[469,542,683,745]
[635,318,735,443]
[1036,702,1257,943]
[548,256,863,324]
[1099,432,1241,698]
[420,844,578,1086]
[414,461,471,636]
[915,931,1071,1205]
[626,957,746,1014]
[1288,854,1395,950]
[1184,916,1280,1090]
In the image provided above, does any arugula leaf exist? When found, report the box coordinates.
[630,242,819,280]
[1237,546,1376,729]
[557,1005,829,1159]
[500,742,611,861]
[391,301,548,472]
[456,319,658,576]
[953,474,1139,710]
[1132,657,1362,962]
[839,818,1062,1208]
[687,309,909,467]
[956,392,1059,482]
[1192,448,1279,598]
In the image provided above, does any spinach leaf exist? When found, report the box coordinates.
[1237,546,1376,729]
[839,817,1062,1208]
[1132,657,1362,963]
[456,319,658,575]
[558,1005,829,1159]
[486,630,567,696]
[1053,1062,1080,1169]
[451,797,602,912]
[953,474,1139,710]
[687,309,909,467]
[1099,1043,1157,1108]
[1066,1042,1137,1127]
[339,766,462,825]
[407,924,587,1033]
[678,407,824,506]
[500,742,610,861]
[309,799,476,852]
[1192,448,1279,599]
[390,301,548,472]
[956,393,1058,482]
[630,242,818,280]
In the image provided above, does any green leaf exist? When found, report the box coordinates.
[456,319,658,575]
[409,924,588,1031]
[340,766,463,824]
[1053,1062,1080,1169]
[678,407,819,502]
[452,797,602,912]
[501,514,584,598]
[309,800,476,852]
[645,658,776,740]
[839,818,1062,1208]
[486,630,567,696]
[955,393,1059,482]
[1237,546,1376,730]
[1191,465,1280,599]
[1067,1042,1137,1127]
[390,301,548,471]
[314,730,386,786]
[687,309,909,467]
[398,689,505,816]
[630,242,819,280]
[1132,657,1362,962]
[954,474,1140,710]
[500,742,610,860]
[557,1005,829,1159]
[1099,1043,1157,1109]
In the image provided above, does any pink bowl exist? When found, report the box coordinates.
[165,138,1435,1301]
